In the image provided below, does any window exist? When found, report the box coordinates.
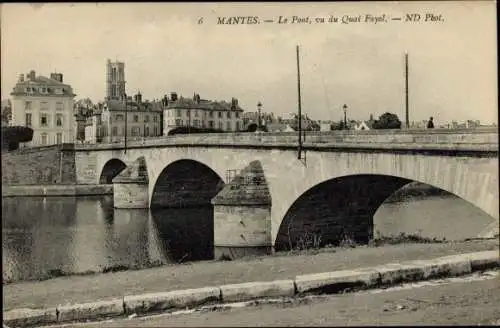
[56,114,63,127]
[112,127,118,136]
[25,113,32,127]
[193,120,200,127]
[145,115,150,123]
[41,133,48,145]
[132,127,140,136]
[218,121,223,129]
[175,119,182,126]
[25,101,32,110]
[56,102,63,111]
[236,112,240,118]
[218,111,222,118]
[97,116,102,125]
[186,110,191,117]
[56,133,62,144]
[236,121,241,131]
[116,114,124,121]
[176,109,181,117]
[41,114,48,127]
[209,120,214,128]
[133,115,138,123]
[227,112,231,118]
[42,87,47,93]
[195,110,199,117]
[226,121,231,131]
[41,102,49,110]
[154,115,158,122]
[209,111,214,118]
[145,126,150,136]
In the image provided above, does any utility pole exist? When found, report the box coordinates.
[123,93,128,153]
[405,52,409,129]
[296,45,302,160]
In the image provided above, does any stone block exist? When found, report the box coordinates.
[429,254,472,277]
[3,307,58,327]
[57,299,124,322]
[466,250,500,271]
[220,280,295,303]
[374,263,427,285]
[123,287,221,314]
[294,268,380,294]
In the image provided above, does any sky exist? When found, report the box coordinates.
[1,2,497,124]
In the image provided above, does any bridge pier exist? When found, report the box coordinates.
[211,161,273,260]
[112,157,149,209]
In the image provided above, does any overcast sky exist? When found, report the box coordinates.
[1,2,497,124]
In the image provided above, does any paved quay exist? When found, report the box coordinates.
[4,240,497,312]
[3,246,498,328]
[48,271,500,327]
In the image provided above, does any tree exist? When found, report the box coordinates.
[1,126,34,151]
[74,98,95,116]
[372,112,402,129]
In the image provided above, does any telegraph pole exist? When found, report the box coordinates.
[296,45,303,160]
[405,52,409,129]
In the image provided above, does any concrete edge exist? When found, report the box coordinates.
[2,184,113,197]
[3,250,499,327]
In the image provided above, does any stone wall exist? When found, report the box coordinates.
[1,144,77,186]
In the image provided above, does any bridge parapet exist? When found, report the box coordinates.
[74,128,498,153]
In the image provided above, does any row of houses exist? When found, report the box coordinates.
[6,61,247,147]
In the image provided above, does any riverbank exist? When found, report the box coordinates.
[1,184,113,197]
[0,181,449,199]
[4,239,498,311]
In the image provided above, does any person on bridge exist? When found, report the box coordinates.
[427,117,435,129]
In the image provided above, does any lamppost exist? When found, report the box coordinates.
[257,101,262,131]
[342,104,348,130]
[123,93,128,153]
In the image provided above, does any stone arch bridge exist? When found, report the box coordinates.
[73,129,498,257]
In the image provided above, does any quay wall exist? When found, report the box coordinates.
[1,144,77,186]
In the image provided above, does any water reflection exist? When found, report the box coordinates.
[2,193,495,284]
[2,196,214,283]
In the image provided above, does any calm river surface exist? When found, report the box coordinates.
[2,194,495,283]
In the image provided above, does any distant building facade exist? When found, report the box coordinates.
[10,70,76,146]
[85,93,163,144]
[163,93,244,135]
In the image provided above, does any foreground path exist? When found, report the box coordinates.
[4,240,498,310]
[44,273,500,327]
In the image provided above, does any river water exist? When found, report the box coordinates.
[2,194,495,283]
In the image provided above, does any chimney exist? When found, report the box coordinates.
[18,74,24,82]
[50,73,63,83]
[170,92,178,101]
[231,97,238,110]
[137,92,142,104]
[369,113,374,121]
[28,70,36,80]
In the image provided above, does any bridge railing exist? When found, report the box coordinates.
[73,128,498,152]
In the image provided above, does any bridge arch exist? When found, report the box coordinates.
[274,172,497,250]
[150,159,225,208]
[99,158,127,184]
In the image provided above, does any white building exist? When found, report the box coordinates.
[10,70,76,146]
[163,93,244,135]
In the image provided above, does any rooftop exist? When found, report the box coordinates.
[166,95,244,112]
[10,71,76,97]
[103,99,163,113]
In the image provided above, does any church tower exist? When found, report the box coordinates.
[106,59,126,100]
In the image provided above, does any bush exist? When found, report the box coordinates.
[1,126,34,151]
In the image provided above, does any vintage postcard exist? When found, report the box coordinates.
[1,2,498,327]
